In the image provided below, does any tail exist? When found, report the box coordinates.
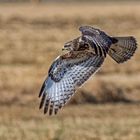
[108,36,137,63]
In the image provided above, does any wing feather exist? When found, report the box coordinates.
[79,26,112,54]
[39,53,104,115]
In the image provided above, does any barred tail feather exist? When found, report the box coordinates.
[108,36,137,63]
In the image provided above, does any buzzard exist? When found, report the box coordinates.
[39,26,137,115]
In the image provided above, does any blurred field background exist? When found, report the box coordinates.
[0,1,140,140]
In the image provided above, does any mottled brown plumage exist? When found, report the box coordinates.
[39,26,137,115]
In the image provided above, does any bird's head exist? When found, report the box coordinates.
[62,36,89,52]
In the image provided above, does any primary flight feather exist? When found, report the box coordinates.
[39,26,137,115]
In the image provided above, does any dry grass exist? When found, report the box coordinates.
[1,104,140,140]
[0,2,140,140]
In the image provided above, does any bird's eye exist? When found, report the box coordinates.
[79,41,85,48]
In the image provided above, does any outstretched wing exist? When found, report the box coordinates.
[39,53,104,115]
[79,26,112,56]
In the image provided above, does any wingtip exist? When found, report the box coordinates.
[38,92,42,98]
[38,81,46,98]
[44,108,48,114]
[54,108,58,115]
[39,94,46,109]
[39,102,43,110]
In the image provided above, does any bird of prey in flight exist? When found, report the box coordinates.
[38,26,137,115]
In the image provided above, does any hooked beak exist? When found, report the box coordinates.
[62,48,67,51]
